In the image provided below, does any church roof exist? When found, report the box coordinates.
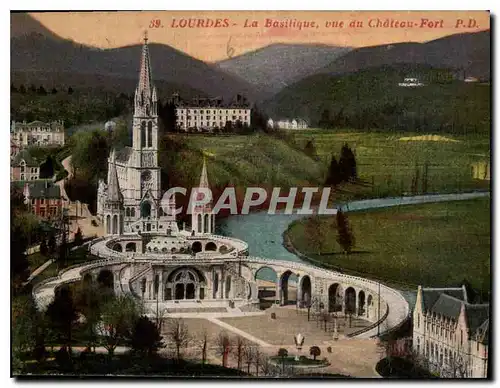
[420,286,489,342]
[115,146,132,163]
[12,149,43,167]
[107,150,123,203]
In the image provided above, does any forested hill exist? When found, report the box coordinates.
[264,64,490,134]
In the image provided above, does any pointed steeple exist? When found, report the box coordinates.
[107,150,123,203]
[199,155,209,188]
[134,32,157,117]
[138,31,153,95]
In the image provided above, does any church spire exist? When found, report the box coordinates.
[138,31,153,95]
[134,32,157,117]
[107,150,123,203]
[198,155,209,189]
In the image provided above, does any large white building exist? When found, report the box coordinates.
[172,94,251,131]
[412,285,489,378]
[11,120,65,148]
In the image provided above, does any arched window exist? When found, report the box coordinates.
[197,214,202,233]
[417,337,420,353]
[126,208,130,217]
[204,214,209,233]
[147,121,153,148]
[131,208,136,217]
[141,121,146,148]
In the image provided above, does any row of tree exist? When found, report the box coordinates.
[11,83,74,95]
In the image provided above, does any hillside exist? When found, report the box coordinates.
[10,13,259,101]
[160,133,326,190]
[216,43,350,97]
[319,30,490,80]
[264,64,491,134]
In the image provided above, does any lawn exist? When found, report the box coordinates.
[287,129,490,198]
[162,131,489,205]
[286,198,490,295]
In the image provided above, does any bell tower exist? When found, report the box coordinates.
[130,32,161,201]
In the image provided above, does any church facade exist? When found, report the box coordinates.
[97,35,178,236]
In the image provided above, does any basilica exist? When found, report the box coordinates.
[97,35,193,236]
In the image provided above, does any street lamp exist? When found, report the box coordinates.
[294,333,305,361]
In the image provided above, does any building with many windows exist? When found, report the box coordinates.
[11,120,65,148]
[412,285,489,378]
[21,180,63,219]
[172,94,251,131]
[11,149,43,181]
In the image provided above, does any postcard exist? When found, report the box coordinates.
[10,10,490,379]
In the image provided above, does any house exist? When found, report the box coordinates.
[11,120,65,148]
[412,285,489,378]
[172,93,251,131]
[398,77,424,87]
[21,180,63,219]
[11,149,43,181]
[268,118,309,130]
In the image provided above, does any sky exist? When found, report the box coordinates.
[28,11,490,62]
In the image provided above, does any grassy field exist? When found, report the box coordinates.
[286,198,490,295]
[162,133,327,189]
[287,130,490,198]
[162,131,489,202]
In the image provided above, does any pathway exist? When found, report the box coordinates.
[207,317,272,347]
[26,259,54,283]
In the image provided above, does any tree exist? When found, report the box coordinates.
[12,295,39,365]
[48,233,57,255]
[336,209,355,254]
[305,216,325,256]
[74,281,103,352]
[258,353,273,377]
[325,155,342,186]
[277,348,288,374]
[309,346,321,361]
[242,344,256,374]
[74,227,83,246]
[11,209,31,293]
[215,331,231,367]
[304,140,317,160]
[318,108,332,129]
[129,316,163,356]
[234,336,246,370]
[166,318,190,361]
[98,295,141,357]
[40,239,48,256]
[51,87,58,94]
[45,287,78,355]
[251,104,268,132]
[339,144,357,182]
[197,329,209,364]
[68,87,74,95]
[37,86,47,95]
[19,84,26,94]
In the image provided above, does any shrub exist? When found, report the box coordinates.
[327,346,332,353]
[271,312,276,319]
